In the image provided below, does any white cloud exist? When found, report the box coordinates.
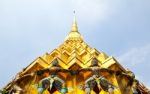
[117,44,150,66]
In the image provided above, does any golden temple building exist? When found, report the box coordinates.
[1,16,150,94]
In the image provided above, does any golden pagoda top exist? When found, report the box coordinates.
[65,13,83,42]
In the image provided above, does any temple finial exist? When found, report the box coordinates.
[64,12,83,41]
[71,11,78,32]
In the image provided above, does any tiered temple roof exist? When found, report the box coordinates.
[2,16,149,94]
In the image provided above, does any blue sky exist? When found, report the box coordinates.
[0,0,150,89]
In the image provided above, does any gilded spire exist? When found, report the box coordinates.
[65,11,83,41]
[71,11,78,32]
